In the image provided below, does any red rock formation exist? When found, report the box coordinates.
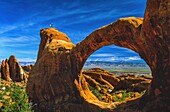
[115,74,151,92]
[27,0,170,111]
[38,28,73,59]
[82,68,151,102]
[82,68,120,89]
[8,55,18,80]
[0,55,28,82]
[1,60,11,81]
[1,60,5,79]
[22,65,33,72]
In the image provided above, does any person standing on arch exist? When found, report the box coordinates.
[50,23,53,28]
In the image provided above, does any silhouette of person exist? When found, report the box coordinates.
[50,23,53,28]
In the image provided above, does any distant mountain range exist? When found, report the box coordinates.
[18,60,149,68]
[84,61,149,68]
[19,61,35,66]
[83,61,151,75]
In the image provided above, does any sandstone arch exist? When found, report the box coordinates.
[27,0,170,111]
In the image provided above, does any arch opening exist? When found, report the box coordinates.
[83,45,151,76]
[72,17,155,109]
[80,44,152,106]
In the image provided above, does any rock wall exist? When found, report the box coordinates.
[27,0,170,111]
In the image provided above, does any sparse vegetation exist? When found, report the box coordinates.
[0,80,33,112]
[89,86,104,100]
[89,85,146,103]
[111,90,145,102]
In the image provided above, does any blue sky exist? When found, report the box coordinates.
[0,0,147,62]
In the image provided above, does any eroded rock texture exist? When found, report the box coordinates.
[1,59,11,81]
[27,0,170,111]
[0,55,28,82]
[22,64,33,72]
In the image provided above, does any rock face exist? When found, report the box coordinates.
[22,65,33,72]
[38,28,73,59]
[0,55,28,82]
[1,60,11,81]
[26,0,170,111]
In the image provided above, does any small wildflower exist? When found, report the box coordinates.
[2,87,6,90]
[6,92,10,95]
[0,102,3,108]
[3,95,10,99]
[26,99,29,103]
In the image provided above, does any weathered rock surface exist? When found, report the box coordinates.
[0,55,28,82]
[22,64,33,72]
[83,68,120,89]
[27,0,170,111]
[115,74,152,92]
[82,68,151,103]
[38,28,74,59]
[1,60,11,81]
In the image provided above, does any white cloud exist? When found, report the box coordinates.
[91,53,115,57]
[0,25,17,34]
[1,44,30,47]
[0,35,39,49]
[0,36,37,43]
[17,58,36,62]
[0,57,36,63]
[88,56,142,62]
[127,56,141,60]
[16,50,38,55]
[108,56,141,61]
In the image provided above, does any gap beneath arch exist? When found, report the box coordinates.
[81,45,152,106]
[83,45,151,76]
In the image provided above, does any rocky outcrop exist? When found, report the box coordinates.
[0,55,28,82]
[27,0,170,111]
[115,74,152,92]
[22,65,33,72]
[38,28,73,59]
[82,68,120,89]
[82,68,151,103]
[1,59,11,81]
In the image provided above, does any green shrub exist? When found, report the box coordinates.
[112,90,146,102]
[89,86,103,101]
[0,82,33,112]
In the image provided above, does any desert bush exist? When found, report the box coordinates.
[89,86,103,100]
[0,81,33,112]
